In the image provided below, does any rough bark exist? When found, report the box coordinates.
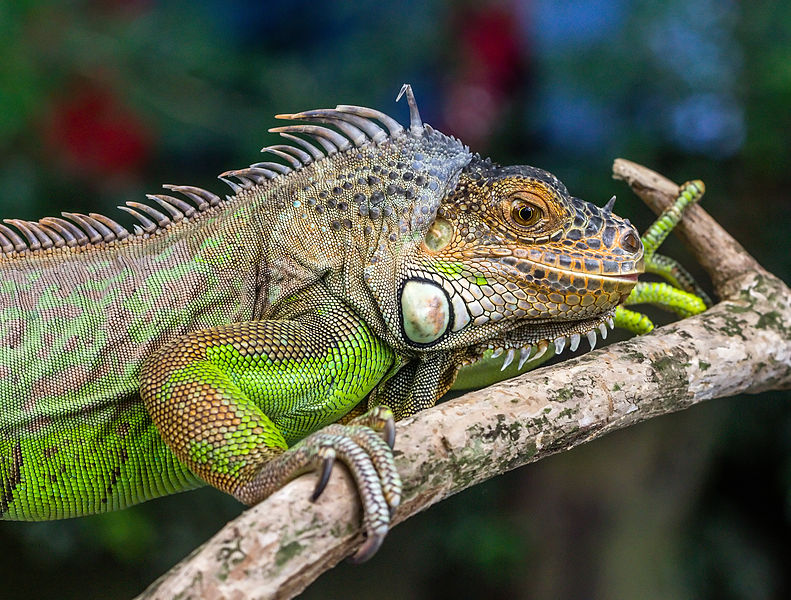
[136,160,791,600]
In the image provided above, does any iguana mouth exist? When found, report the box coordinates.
[607,273,639,282]
[473,309,616,371]
[548,267,641,284]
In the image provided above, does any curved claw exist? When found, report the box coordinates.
[384,418,396,449]
[311,452,335,501]
[349,405,397,449]
[348,531,386,564]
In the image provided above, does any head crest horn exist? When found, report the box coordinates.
[603,195,617,213]
[396,83,424,135]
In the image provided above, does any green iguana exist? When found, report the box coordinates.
[0,85,707,562]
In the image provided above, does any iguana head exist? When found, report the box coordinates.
[394,156,643,366]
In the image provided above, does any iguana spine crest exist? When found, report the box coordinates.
[0,85,438,258]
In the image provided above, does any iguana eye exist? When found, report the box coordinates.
[510,199,543,227]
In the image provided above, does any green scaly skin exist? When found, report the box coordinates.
[0,86,708,561]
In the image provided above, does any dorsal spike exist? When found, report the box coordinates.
[243,167,278,181]
[147,195,188,220]
[220,168,268,187]
[312,136,339,155]
[21,221,54,248]
[162,185,221,208]
[287,110,369,147]
[88,214,130,240]
[266,143,312,166]
[125,202,170,227]
[270,125,340,155]
[250,161,290,175]
[261,146,304,168]
[276,132,325,161]
[3,220,38,250]
[334,105,404,137]
[158,194,196,218]
[118,206,157,233]
[0,223,27,252]
[40,217,87,246]
[604,195,616,213]
[3,224,29,251]
[19,222,51,249]
[290,109,388,144]
[218,176,244,194]
[62,213,102,243]
[0,225,18,253]
[318,117,367,146]
[271,123,350,153]
[146,196,183,221]
[36,222,66,247]
[235,176,256,189]
[334,111,389,144]
[396,83,423,134]
[162,185,210,211]
[78,214,116,241]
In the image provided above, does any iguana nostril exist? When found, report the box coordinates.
[622,231,641,253]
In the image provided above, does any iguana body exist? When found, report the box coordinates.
[0,86,705,560]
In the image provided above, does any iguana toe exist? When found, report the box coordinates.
[348,405,397,449]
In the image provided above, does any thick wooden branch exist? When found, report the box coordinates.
[137,161,791,600]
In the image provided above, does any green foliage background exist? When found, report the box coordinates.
[0,1,789,598]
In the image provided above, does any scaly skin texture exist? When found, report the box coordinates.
[0,86,705,560]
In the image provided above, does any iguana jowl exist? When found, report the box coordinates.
[0,85,700,561]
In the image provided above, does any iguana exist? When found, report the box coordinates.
[0,85,706,562]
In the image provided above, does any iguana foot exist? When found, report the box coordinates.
[234,406,401,563]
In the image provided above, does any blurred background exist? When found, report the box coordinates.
[0,0,789,598]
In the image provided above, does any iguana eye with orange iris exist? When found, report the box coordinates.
[510,199,543,227]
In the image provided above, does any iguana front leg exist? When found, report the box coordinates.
[139,300,400,562]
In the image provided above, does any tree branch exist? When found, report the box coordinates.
[136,161,791,600]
